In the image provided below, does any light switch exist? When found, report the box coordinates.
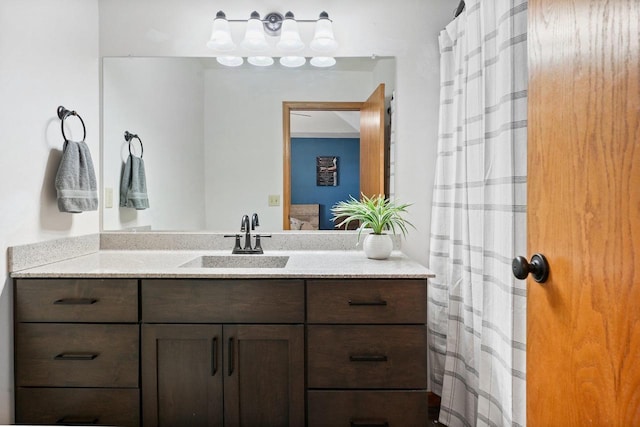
[268,195,280,207]
[105,187,113,208]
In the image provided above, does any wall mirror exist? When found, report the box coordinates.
[102,56,395,232]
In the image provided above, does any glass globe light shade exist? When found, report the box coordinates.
[207,11,235,51]
[248,56,275,66]
[241,12,269,52]
[310,56,337,67]
[276,12,304,52]
[279,56,306,68]
[216,56,244,67]
[310,13,338,52]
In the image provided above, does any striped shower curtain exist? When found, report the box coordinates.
[427,1,528,426]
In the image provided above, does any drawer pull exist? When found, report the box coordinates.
[348,299,387,306]
[349,354,388,362]
[54,352,99,361]
[228,337,235,376]
[56,416,99,425]
[211,336,218,376]
[54,298,98,305]
[350,419,389,427]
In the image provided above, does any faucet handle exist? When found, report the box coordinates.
[253,234,271,254]
[224,234,243,254]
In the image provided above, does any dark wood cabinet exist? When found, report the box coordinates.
[224,325,304,427]
[307,279,429,427]
[141,279,304,323]
[142,324,224,427]
[142,324,304,427]
[308,390,429,427]
[141,280,305,427]
[14,279,140,427]
[15,276,428,426]
[307,325,427,389]
[15,388,140,427]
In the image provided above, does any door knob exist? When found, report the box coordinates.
[512,253,549,283]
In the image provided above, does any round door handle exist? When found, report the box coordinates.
[512,253,549,283]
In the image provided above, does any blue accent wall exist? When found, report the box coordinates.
[291,138,360,230]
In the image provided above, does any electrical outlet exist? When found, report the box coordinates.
[268,195,280,207]
[105,187,113,208]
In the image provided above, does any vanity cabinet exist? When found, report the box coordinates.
[306,279,429,427]
[140,279,305,427]
[14,279,140,427]
[14,276,429,426]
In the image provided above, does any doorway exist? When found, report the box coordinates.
[282,84,386,230]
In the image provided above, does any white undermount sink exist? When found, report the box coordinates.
[179,255,289,269]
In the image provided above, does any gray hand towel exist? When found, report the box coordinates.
[120,154,149,209]
[55,140,98,213]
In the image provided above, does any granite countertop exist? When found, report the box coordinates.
[10,249,434,279]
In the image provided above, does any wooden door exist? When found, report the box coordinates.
[142,324,223,427]
[527,0,640,425]
[359,83,386,198]
[223,325,304,427]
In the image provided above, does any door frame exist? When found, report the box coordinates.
[282,101,363,230]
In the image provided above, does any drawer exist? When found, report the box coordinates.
[16,323,139,387]
[308,391,428,427]
[141,279,304,323]
[307,279,427,324]
[15,278,138,322]
[16,387,140,427]
[307,325,427,389]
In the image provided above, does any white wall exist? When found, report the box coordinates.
[203,67,380,231]
[102,58,206,230]
[0,0,100,422]
[98,0,454,263]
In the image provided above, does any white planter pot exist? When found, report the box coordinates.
[362,233,393,260]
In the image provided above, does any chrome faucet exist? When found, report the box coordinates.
[225,213,270,254]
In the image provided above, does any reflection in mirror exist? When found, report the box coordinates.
[289,110,361,231]
[102,57,395,232]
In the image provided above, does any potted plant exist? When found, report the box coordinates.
[331,194,414,259]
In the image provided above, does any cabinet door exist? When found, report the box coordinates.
[224,325,304,427]
[142,324,223,427]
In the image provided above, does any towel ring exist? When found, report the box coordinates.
[124,131,144,158]
[57,106,86,143]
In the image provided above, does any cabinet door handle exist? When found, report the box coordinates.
[54,298,98,305]
[211,336,218,376]
[228,337,234,376]
[349,354,388,362]
[56,416,99,425]
[54,352,99,361]
[348,299,387,306]
[350,419,389,427]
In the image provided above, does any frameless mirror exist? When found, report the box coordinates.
[102,56,395,232]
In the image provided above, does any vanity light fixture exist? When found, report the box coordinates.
[207,10,338,68]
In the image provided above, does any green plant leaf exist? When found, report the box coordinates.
[330,193,414,243]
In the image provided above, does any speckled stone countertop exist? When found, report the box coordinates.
[10,249,433,279]
[8,232,434,279]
